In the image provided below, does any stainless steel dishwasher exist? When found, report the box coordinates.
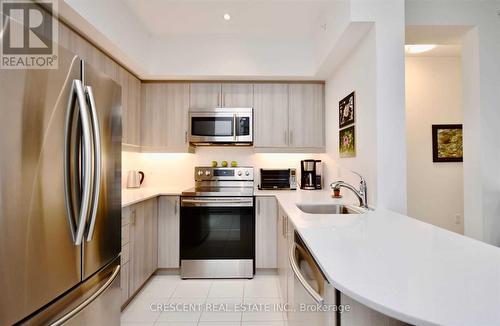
[288,231,338,326]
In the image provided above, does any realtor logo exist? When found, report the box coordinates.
[1,0,58,69]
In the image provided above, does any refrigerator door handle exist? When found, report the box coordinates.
[64,79,93,246]
[84,85,101,241]
[48,265,121,326]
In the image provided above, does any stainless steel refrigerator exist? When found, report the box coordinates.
[0,37,122,325]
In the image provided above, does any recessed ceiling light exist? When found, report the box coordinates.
[223,13,231,21]
[405,44,437,54]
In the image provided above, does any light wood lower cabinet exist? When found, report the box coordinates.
[255,197,278,269]
[341,293,408,326]
[157,196,180,268]
[277,204,289,304]
[121,198,158,307]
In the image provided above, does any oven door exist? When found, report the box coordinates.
[189,109,253,143]
[180,197,255,278]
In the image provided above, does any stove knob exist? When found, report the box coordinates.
[205,170,211,176]
[237,171,242,176]
[197,170,203,176]
[245,171,250,176]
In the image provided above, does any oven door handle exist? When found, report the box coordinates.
[181,198,253,206]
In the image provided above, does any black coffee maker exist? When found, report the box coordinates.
[300,160,323,190]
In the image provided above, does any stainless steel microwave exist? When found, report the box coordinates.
[188,108,253,145]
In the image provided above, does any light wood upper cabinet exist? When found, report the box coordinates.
[122,71,141,147]
[288,84,325,148]
[189,83,221,108]
[255,197,278,269]
[221,83,253,107]
[158,196,180,268]
[141,83,190,151]
[254,84,289,148]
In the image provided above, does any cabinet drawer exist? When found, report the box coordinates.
[121,262,129,305]
[122,207,131,226]
[121,224,130,246]
[121,242,130,264]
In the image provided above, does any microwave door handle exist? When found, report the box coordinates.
[233,114,237,141]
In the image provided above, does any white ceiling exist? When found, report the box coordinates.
[405,44,462,57]
[122,0,329,40]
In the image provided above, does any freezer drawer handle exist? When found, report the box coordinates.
[49,265,120,326]
[64,79,93,246]
[84,85,102,241]
[289,242,324,304]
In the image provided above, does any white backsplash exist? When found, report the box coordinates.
[122,147,330,190]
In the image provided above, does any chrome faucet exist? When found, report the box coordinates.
[330,171,368,209]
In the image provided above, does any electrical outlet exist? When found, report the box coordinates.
[455,214,461,225]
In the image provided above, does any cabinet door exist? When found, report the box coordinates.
[221,83,253,107]
[277,205,288,304]
[165,84,189,149]
[158,196,180,268]
[288,84,325,148]
[253,84,289,147]
[143,198,158,277]
[141,83,168,148]
[125,74,141,146]
[121,262,129,305]
[130,204,145,294]
[141,83,190,151]
[255,197,277,268]
[118,67,130,145]
[189,83,221,108]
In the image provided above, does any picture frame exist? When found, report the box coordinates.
[339,125,356,158]
[432,124,463,162]
[339,91,355,128]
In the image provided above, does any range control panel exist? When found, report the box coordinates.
[194,167,254,181]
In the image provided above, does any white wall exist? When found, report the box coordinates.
[321,0,407,212]
[323,28,377,207]
[405,56,464,233]
[406,0,500,245]
[123,149,325,191]
[350,0,408,214]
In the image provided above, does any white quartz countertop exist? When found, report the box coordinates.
[122,187,184,207]
[256,189,500,326]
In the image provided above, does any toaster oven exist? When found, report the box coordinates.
[259,169,297,190]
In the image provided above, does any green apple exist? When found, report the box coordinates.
[231,161,237,167]
[221,160,228,167]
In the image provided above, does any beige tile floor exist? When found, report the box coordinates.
[121,275,288,326]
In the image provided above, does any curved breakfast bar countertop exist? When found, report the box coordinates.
[122,187,500,325]
[256,189,500,326]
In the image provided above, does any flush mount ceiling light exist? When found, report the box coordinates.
[405,44,437,54]
[223,13,231,21]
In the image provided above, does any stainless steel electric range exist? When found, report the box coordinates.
[180,166,255,279]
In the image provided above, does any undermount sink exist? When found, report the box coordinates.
[296,203,366,215]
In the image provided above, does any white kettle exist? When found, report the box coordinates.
[127,170,145,188]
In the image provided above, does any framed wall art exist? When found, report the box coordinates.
[339,125,356,158]
[339,91,355,128]
[432,124,463,162]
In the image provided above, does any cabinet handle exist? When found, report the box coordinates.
[224,94,227,107]
[217,93,220,107]
[289,130,293,145]
[257,200,260,215]
[174,199,178,215]
[184,131,187,144]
